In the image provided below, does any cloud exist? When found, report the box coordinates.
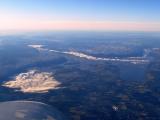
[28,44,149,64]
[28,45,47,51]
[2,70,61,93]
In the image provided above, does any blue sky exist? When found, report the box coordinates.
[0,0,160,31]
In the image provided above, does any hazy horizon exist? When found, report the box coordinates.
[0,0,160,32]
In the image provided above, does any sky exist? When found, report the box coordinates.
[0,0,160,32]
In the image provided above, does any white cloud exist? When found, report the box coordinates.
[2,70,61,93]
[28,45,48,51]
[28,44,149,64]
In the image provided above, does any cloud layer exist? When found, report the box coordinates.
[29,44,149,64]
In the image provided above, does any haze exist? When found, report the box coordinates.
[0,0,160,32]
